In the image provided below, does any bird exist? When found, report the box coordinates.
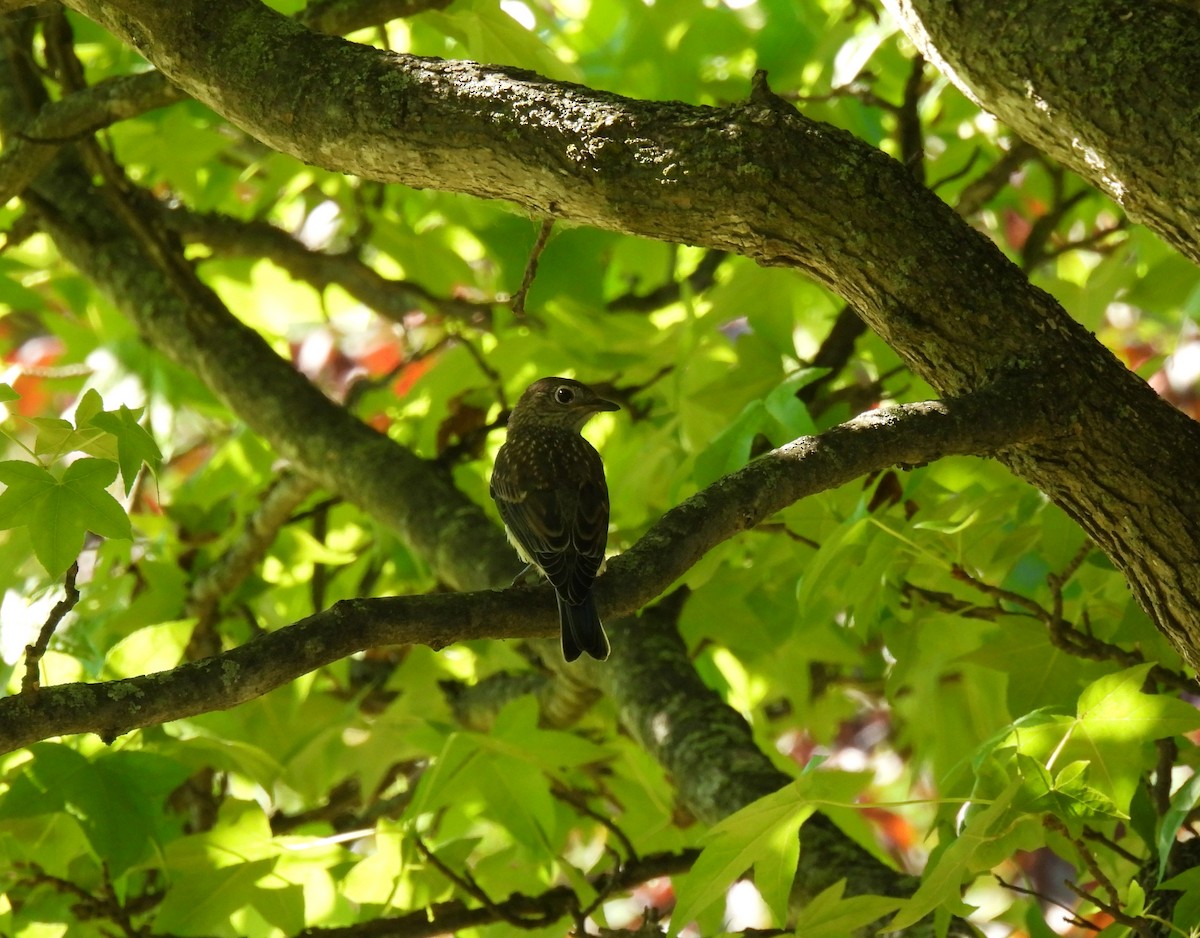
[490,377,619,661]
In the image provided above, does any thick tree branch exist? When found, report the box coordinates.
[18,163,514,596]
[0,70,182,205]
[0,0,447,204]
[0,385,1045,755]
[883,0,1200,264]
[52,0,1200,668]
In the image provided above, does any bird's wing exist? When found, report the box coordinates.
[556,474,609,605]
[491,449,608,605]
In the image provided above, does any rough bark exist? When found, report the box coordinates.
[50,0,1200,670]
[883,0,1200,264]
[0,378,1042,754]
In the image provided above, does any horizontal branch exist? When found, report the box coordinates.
[55,0,1200,664]
[0,383,1046,755]
[297,848,697,938]
[0,0,448,205]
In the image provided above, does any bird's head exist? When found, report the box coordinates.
[507,377,620,432]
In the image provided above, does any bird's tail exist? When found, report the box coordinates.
[558,592,611,662]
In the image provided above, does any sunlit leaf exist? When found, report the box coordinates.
[791,879,904,938]
[888,781,1021,929]
[671,781,816,932]
[88,404,162,494]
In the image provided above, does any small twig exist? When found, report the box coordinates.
[607,249,728,313]
[901,582,1004,620]
[413,835,553,928]
[271,778,362,834]
[511,217,555,319]
[1036,219,1129,266]
[752,521,820,550]
[551,784,639,862]
[1048,540,1095,593]
[4,362,92,379]
[929,148,982,195]
[950,564,1045,618]
[455,331,508,411]
[788,80,897,112]
[165,205,497,326]
[1153,738,1179,817]
[1081,826,1144,866]
[954,141,1037,218]
[951,558,1200,695]
[14,860,106,912]
[22,560,81,694]
[100,863,141,938]
[1045,815,1121,910]
[796,305,868,406]
[995,874,1097,930]
[897,54,926,182]
[1062,878,1154,938]
[309,500,331,613]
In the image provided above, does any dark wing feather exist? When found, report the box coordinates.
[490,434,609,604]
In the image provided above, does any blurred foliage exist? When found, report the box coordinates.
[2,0,1200,935]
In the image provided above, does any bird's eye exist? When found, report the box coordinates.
[554,386,575,404]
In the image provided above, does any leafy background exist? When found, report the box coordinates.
[2,0,1200,936]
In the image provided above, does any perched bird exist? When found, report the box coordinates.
[490,377,619,661]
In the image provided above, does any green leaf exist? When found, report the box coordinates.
[73,389,105,426]
[88,405,162,494]
[0,459,52,528]
[888,781,1021,929]
[104,618,196,677]
[405,732,483,819]
[423,2,579,83]
[790,879,904,938]
[1158,770,1200,881]
[671,781,815,932]
[250,882,306,935]
[7,744,190,876]
[693,399,767,488]
[1047,760,1126,821]
[31,416,113,461]
[1072,664,1200,810]
[1123,879,1146,916]
[763,369,822,439]
[484,696,609,770]
[153,736,285,792]
[0,383,18,403]
[478,753,556,854]
[60,458,131,537]
[0,457,131,575]
[154,857,278,935]
[84,751,193,874]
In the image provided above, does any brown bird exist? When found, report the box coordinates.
[490,377,619,661]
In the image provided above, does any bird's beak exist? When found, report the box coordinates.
[592,397,620,413]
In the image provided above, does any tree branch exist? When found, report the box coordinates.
[0,70,182,205]
[295,849,697,938]
[0,383,1046,755]
[883,0,1200,264]
[53,0,1200,669]
[0,0,451,205]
